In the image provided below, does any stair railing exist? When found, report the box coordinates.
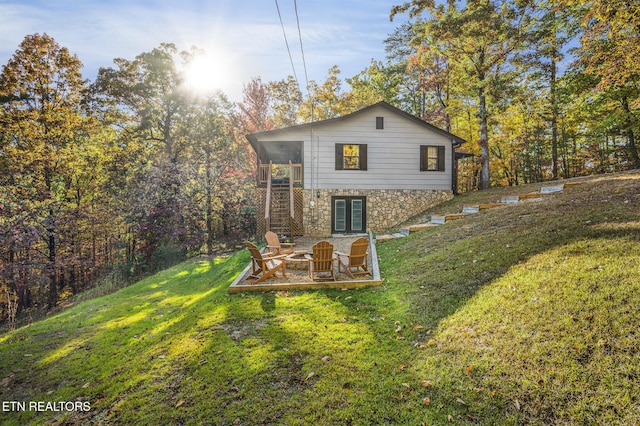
[289,161,295,242]
[265,161,272,231]
[289,161,295,219]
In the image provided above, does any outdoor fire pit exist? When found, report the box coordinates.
[286,251,310,271]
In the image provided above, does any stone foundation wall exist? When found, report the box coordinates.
[303,188,453,236]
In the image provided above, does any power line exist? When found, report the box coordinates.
[274,0,314,124]
[293,0,314,126]
[274,0,300,92]
[293,0,310,92]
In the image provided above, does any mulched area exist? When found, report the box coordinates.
[237,235,373,285]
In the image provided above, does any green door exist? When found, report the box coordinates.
[332,196,366,234]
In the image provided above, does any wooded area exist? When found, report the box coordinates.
[2,0,639,322]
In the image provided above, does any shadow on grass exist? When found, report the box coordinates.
[1,172,639,425]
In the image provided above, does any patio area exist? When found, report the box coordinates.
[229,234,383,293]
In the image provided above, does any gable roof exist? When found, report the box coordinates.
[245,101,467,151]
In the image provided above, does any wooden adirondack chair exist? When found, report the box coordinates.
[265,231,295,256]
[336,237,371,279]
[305,240,336,281]
[246,242,286,283]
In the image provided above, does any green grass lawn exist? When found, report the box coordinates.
[1,171,639,425]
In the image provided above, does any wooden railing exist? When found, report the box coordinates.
[264,161,272,229]
[258,163,271,185]
[291,163,302,185]
[289,161,295,219]
[257,162,302,186]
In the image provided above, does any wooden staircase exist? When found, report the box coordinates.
[268,186,293,239]
[264,161,297,241]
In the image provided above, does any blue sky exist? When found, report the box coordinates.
[0,0,408,101]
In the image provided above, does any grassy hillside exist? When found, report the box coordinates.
[1,171,639,425]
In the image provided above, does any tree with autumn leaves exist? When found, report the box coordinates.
[0,35,255,318]
[387,0,640,186]
[0,34,98,309]
[2,0,640,319]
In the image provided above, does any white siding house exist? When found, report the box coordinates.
[247,102,466,237]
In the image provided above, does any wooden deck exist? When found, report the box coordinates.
[229,233,383,293]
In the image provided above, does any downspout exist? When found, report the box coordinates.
[309,102,317,224]
[451,139,458,195]
[309,123,315,222]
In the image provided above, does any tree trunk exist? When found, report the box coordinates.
[70,234,77,294]
[550,15,559,180]
[621,94,640,168]
[48,224,57,309]
[550,55,559,179]
[205,148,214,256]
[478,83,490,190]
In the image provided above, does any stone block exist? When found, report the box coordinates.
[431,215,446,224]
[500,195,520,204]
[540,185,564,194]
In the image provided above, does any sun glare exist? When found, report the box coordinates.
[182,52,231,95]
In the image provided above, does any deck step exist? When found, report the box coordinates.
[431,213,469,224]
[408,223,436,232]
[519,192,550,199]
[478,203,504,210]
[445,213,470,221]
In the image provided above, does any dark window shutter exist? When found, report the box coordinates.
[420,145,427,171]
[438,146,446,171]
[335,144,344,170]
[359,144,368,170]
